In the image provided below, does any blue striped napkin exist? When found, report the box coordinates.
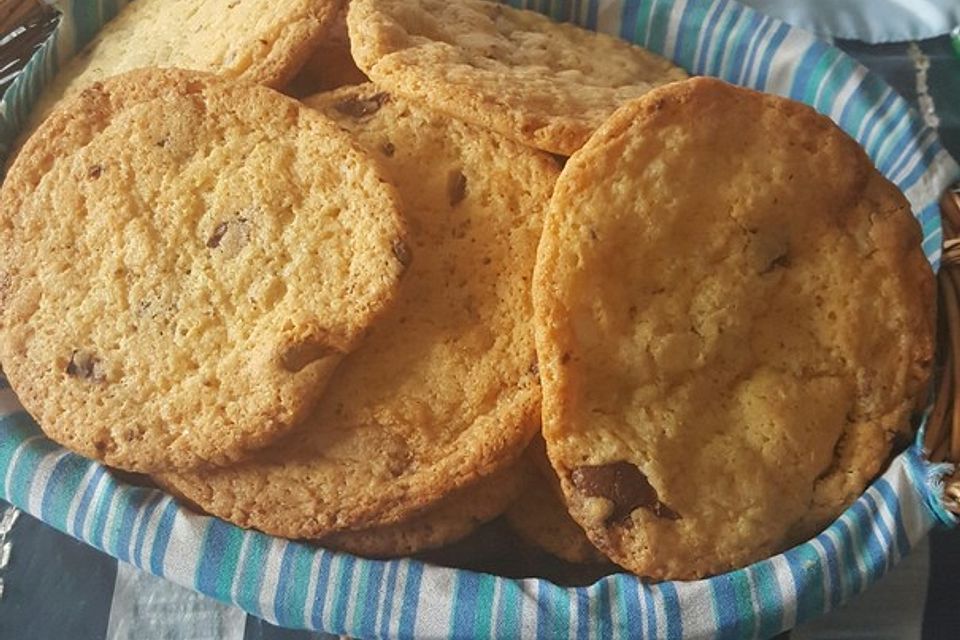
[1,0,959,637]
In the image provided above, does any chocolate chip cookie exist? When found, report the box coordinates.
[322,464,522,557]
[347,0,687,155]
[159,85,557,537]
[0,69,407,472]
[534,77,936,579]
[25,0,342,141]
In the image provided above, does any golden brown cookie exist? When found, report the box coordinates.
[534,77,936,580]
[505,438,608,565]
[285,4,370,98]
[347,0,687,155]
[26,0,342,134]
[322,464,522,557]
[159,84,558,537]
[0,69,407,472]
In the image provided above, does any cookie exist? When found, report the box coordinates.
[0,69,408,472]
[534,77,936,580]
[322,464,522,557]
[505,438,608,565]
[347,0,687,155]
[159,84,558,537]
[285,4,370,98]
[26,0,342,134]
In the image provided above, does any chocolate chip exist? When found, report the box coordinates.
[550,153,568,168]
[761,252,791,274]
[749,230,790,275]
[334,92,390,119]
[381,141,396,157]
[207,222,229,248]
[87,165,102,179]
[66,350,106,383]
[571,461,679,523]
[207,217,250,251]
[448,170,468,207]
[392,239,412,268]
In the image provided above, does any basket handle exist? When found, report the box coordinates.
[0,0,58,96]
[927,188,960,515]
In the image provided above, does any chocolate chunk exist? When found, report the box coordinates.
[87,165,102,179]
[392,239,412,267]
[334,92,390,119]
[448,170,468,207]
[571,461,679,523]
[65,350,106,383]
[381,141,396,157]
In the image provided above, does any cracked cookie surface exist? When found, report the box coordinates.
[160,84,557,537]
[347,0,687,155]
[534,77,935,579]
[0,69,407,472]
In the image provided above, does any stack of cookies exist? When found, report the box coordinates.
[0,0,935,581]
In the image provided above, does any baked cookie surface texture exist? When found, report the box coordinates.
[0,69,408,472]
[535,77,936,579]
[347,0,687,155]
[161,84,558,537]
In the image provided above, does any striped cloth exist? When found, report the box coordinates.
[1,1,959,637]
[3,499,960,640]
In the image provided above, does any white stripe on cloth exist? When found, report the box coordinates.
[25,449,69,516]
[412,566,456,639]
[763,26,814,97]
[257,540,286,624]
[105,561,246,640]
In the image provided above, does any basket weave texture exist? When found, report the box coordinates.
[928,188,960,515]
